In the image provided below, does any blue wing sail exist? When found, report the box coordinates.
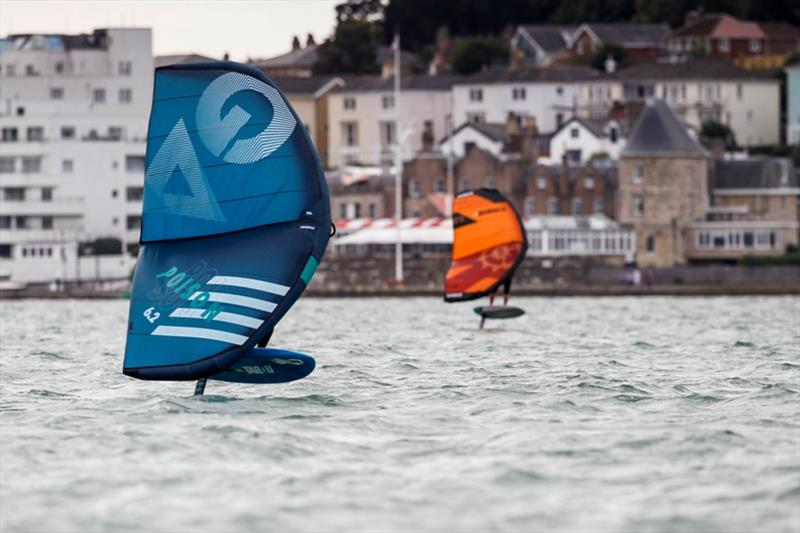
[122,62,330,381]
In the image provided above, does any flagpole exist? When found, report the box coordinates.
[393,30,403,283]
[446,114,454,217]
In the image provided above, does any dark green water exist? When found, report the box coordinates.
[1,297,798,532]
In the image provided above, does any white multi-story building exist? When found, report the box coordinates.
[579,58,781,146]
[327,75,455,168]
[452,65,598,133]
[0,28,152,284]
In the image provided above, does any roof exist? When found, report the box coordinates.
[673,14,765,39]
[457,64,598,85]
[622,99,708,157]
[553,116,618,139]
[334,74,460,93]
[758,22,800,39]
[251,44,319,69]
[608,58,774,81]
[517,25,576,53]
[267,75,343,96]
[713,158,796,189]
[574,23,670,47]
[155,53,217,68]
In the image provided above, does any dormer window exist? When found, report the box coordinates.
[343,97,356,110]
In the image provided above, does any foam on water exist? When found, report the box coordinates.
[1,296,799,533]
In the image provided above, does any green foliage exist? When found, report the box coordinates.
[449,36,509,75]
[785,50,800,67]
[126,243,140,257]
[335,0,383,22]
[589,43,628,71]
[700,120,737,150]
[590,151,611,160]
[747,144,799,166]
[313,19,383,75]
[79,237,122,256]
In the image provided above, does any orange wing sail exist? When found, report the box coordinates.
[444,189,527,302]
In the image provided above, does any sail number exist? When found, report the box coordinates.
[155,266,223,321]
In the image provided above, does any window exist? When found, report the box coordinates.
[593,196,604,214]
[584,177,594,189]
[50,87,64,100]
[0,244,11,258]
[93,88,106,103]
[435,179,445,193]
[21,157,42,174]
[556,113,564,127]
[125,155,145,172]
[353,202,362,218]
[118,88,132,104]
[368,202,377,218]
[126,215,142,230]
[2,128,18,142]
[27,127,44,142]
[343,97,356,110]
[570,127,579,139]
[749,39,761,52]
[466,112,485,124]
[537,177,547,190]
[512,87,526,101]
[382,95,394,109]
[0,216,10,229]
[126,186,143,201]
[62,159,73,173]
[341,122,358,147]
[54,62,64,74]
[339,202,347,219]
[633,164,644,184]
[25,64,37,76]
[556,86,564,96]
[0,157,15,173]
[108,127,123,140]
[524,197,535,216]
[61,126,75,139]
[633,194,644,216]
[111,189,119,198]
[571,197,582,215]
[484,177,496,188]
[469,88,483,102]
[566,149,581,162]
[379,120,396,146]
[718,38,730,52]
[736,83,743,100]
[609,127,618,143]
[646,235,655,254]
[15,216,28,229]
[41,188,53,201]
[42,216,53,229]
[458,178,470,191]
[16,106,25,116]
[547,196,558,215]
[409,178,420,198]
[4,188,25,201]
[118,61,132,75]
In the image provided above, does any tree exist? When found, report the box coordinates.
[700,120,737,150]
[450,36,509,75]
[79,237,122,256]
[313,19,383,75]
[335,0,383,22]
[589,43,629,71]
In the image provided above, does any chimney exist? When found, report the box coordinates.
[306,33,316,47]
[223,52,230,61]
[291,35,301,51]
[522,115,539,163]
[709,138,725,159]
[685,7,704,27]
[506,111,520,138]
[421,122,434,152]
[604,54,617,74]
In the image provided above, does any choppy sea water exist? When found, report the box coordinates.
[0,296,798,533]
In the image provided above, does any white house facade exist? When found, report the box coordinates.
[0,28,152,284]
[547,117,625,163]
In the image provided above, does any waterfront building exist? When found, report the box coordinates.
[567,23,670,62]
[510,25,575,67]
[0,28,152,284]
[546,116,626,164]
[327,75,455,168]
[579,59,781,146]
[787,65,800,145]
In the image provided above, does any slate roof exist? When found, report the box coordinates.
[456,65,599,85]
[252,45,319,69]
[621,99,708,157]
[608,58,773,81]
[517,25,576,53]
[713,159,797,189]
[334,75,460,92]
[267,75,343,95]
[579,23,670,47]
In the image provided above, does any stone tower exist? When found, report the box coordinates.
[618,99,710,267]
